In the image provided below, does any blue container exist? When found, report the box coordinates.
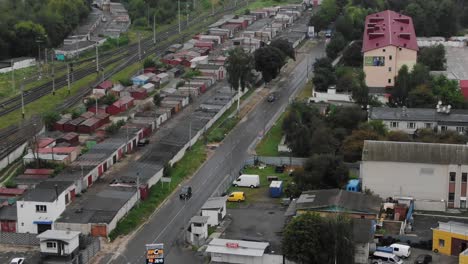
[269,180,283,198]
[346,179,361,192]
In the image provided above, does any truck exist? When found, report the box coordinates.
[232,174,260,188]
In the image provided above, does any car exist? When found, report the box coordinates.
[267,93,276,102]
[414,254,432,264]
[227,192,245,202]
[179,186,192,200]
[138,138,149,146]
[10,258,25,264]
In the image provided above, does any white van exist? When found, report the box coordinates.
[390,243,411,258]
[372,251,403,264]
[232,174,260,188]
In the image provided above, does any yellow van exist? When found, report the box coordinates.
[227,192,245,202]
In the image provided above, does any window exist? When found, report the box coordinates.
[388,78,392,84]
[457,127,465,133]
[389,55,393,60]
[399,47,402,51]
[383,49,386,52]
[407,122,415,129]
[388,67,392,72]
[463,173,467,183]
[425,123,432,129]
[193,223,203,227]
[46,242,57,248]
[439,239,445,247]
[461,200,467,209]
[450,172,456,182]
[441,126,447,131]
[36,205,47,213]
[390,122,399,128]
[449,193,455,202]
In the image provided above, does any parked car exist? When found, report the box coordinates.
[227,191,245,202]
[372,251,403,264]
[414,254,432,264]
[232,174,260,188]
[390,243,411,258]
[138,138,149,146]
[179,186,192,200]
[10,258,25,264]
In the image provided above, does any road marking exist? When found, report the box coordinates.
[152,201,187,243]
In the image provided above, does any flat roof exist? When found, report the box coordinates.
[37,229,80,241]
[202,196,227,210]
[206,238,269,257]
[22,180,74,202]
[190,215,210,224]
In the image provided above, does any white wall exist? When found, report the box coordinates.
[211,253,286,264]
[0,141,27,171]
[202,209,220,226]
[0,58,36,73]
[17,184,76,233]
[39,236,79,255]
[361,161,447,206]
[55,222,91,235]
[191,223,208,238]
[107,190,139,235]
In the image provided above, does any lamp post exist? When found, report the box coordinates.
[20,77,25,119]
[178,0,181,33]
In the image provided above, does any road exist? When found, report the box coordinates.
[99,40,325,264]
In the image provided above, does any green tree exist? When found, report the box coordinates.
[270,38,295,60]
[310,127,339,155]
[283,213,354,264]
[351,71,369,106]
[327,106,366,132]
[389,65,411,106]
[408,84,436,108]
[438,0,458,38]
[13,21,47,57]
[143,57,156,68]
[341,41,363,67]
[296,154,349,190]
[326,32,347,60]
[335,15,354,41]
[418,45,446,71]
[431,75,465,108]
[43,111,60,131]
[254,46,285,83]
[386,130,412,142]
[153,93,162,107]
[312,57,336,92]
[342,128,381,162]
[226,47,254,112]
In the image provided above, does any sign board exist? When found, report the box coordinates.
[364,56,385,67]
[161,177,172,183]
[56,54,65,61]
[146,243,164,264]
[226,242,239,248]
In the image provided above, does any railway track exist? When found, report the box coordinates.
[0,0,251,161]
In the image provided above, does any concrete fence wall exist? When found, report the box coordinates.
[244,156,308,167]
[0,231,40,245]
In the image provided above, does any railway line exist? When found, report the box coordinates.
[0,0,251,161]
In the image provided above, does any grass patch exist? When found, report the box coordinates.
[208,226,217,236]
[297,80,313,101]
[236,0,299,14]
[255,111,285,156]
[226,165,290,208]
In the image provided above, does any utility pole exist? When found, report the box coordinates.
[21,78,25,119]
[67,63,71,95]
[211,0,214,15]
[188,115,192,149]
[138,32,142,61]
[153,14,156,44]
[178,0,181,33]
[11,59,15,92]
[95,44,99,72]
[186,2,189,26]
[51,51,55,95]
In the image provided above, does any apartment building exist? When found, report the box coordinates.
[362,10,418,88]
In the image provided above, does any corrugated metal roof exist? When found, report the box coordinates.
[363,140,468,164]
[206,238,269,257]
[369,107,468,123]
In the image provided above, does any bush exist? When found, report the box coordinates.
[43,111,61,131]
[4,180,17,188]
[119,78,133,86]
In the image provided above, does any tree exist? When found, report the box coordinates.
[270,38,295,60]
[13,21,47,57]
[153,93,162,107]
[43,111,60,131]
[407,84,436,108]
[119,78,133,86]
[437,0,458,38]
[312,57,336,92]
[389,65,411,106]
[283,213,354,264]
[431,75,465,108]
[296,154,349,190]
[327,106,366,132]
[335,15,354,41]
[310,127,339,155]
[326,32,347,60]
[226,47,254,112]
[342,129,381,162]
[254,46,285,83]
[351,71,369,106]
[143,57,156,68]
[418,45,446,71]
[341,41,363,67]
[386,131,412,142]
[409,63,431,87]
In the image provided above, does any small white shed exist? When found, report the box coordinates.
[37,229,81,257]
[201,196,227,226]
[142,83,155,93]
[188,215,210,246]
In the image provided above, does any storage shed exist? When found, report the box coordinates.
[54,117,71,131]
[142,83,155,93]
[201,196,227,226]
[197,64,226,80]
[78,117,101,134]
[130,87,148,100]
[106,97,135,115]
[56,132,79,146]
[156,73,170,84]
[88,105,108,114]
[63,117,86,132]
[94,80,113,94]
[131,74,150,86]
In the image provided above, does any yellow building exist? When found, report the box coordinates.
[433,221,468,256]
[362,10,418,88]
[460,249,468,264]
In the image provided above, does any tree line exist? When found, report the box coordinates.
[0,0,91,59]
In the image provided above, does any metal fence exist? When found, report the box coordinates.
[0,231,40,245]
[244,156,308,167]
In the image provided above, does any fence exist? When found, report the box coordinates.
[0,231,40,245]
[244,156,308,167]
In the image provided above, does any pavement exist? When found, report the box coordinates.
[94,39,325,264]
[404,248,458,264]
[0,245,41,264]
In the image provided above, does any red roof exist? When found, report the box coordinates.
[362,10,419,53]
[97,80,113,90]
[0,188,25,196]
[460,80,468,99]
[38,147,77,154]
[37,138,55,148]
[113,96,134,107]
[24,169,54,175]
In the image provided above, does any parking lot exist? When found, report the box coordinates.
[0,245,40,264]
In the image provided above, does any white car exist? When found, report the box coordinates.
[10,258,25,264]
